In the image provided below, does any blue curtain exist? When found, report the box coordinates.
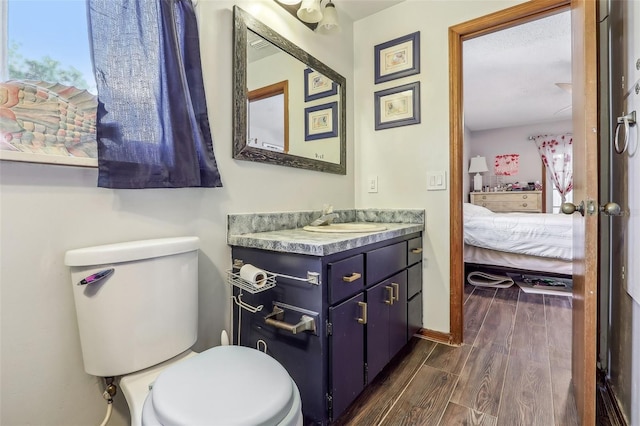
[88,0,222,188]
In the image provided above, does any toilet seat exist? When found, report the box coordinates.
[141,346,302,426]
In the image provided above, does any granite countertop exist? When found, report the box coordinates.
[227,209,425,256]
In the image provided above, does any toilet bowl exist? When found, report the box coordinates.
[135,346,303,426]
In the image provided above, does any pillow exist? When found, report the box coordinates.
[463,202,494,216]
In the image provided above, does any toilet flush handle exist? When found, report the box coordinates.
[78,268,114,286]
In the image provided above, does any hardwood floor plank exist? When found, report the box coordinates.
[424,343,472,375]
[544,295,572,353]
[549,363,579,426]
[494,285,520,305]
[514,291,546,325]
[474,301,515,352]
[439,401,497,426]
[464,288,495,340]
[465,282,476,304]
[450,344,509,417]
[380,365,457,426]
[334,338,437,425]
[497,355,554,426]
[510,322,549,363]
[548,346,571,370]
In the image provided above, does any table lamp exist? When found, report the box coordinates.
[468,156,489,192]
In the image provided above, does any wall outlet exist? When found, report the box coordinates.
[368,175,378,193]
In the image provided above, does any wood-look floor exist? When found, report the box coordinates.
[334,283,578,426]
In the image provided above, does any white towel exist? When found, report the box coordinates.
[467,271,514,288]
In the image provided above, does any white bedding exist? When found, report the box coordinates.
[463,203,573,261]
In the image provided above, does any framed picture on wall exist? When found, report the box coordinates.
[304,68,337,102]
[374,31,420,84]
[374,82,420,130]
[304,102,338,141]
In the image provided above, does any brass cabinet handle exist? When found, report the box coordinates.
[523,203,528,207]
[411,248,423,254]
[357,301,367,324]
[523,194,528,199]
[482,195,487,199]
[385,286,394,305]
[392,283,400,302]
[342,272,362,283]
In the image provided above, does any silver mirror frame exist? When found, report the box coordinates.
[232,6,347,175]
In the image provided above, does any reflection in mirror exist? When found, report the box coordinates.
[248,81,289,153]
[233,6,346,174]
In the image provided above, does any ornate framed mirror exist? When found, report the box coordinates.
[232,6,346,174]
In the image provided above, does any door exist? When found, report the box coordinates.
[449,0,598,423]
[568,0,598,424]
[329,292,365,421]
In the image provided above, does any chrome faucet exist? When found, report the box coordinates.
[309,205,338,226]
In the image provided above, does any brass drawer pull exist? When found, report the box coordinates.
[523,194,528,199]
[357,301,367,324]
[385,286,394,305]
[411,248,423,254]
[392,283,400,302]
[342,272,362,283]
[523,203,528,207]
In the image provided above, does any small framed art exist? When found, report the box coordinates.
[374,31,420,84]
[374,82,420,130]
[304,68,338,102]
[304,102,338,141]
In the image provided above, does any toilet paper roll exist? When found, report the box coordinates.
[239,264,268,289]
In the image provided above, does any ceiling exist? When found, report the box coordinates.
[463,11,572,131]
[335,2,572,133]
[336,0,406,22]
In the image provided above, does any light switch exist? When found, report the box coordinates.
[427,171,446,191]
[368,175,378,193]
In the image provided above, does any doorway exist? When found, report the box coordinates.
[448,0,599,424]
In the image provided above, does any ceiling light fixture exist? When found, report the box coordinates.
[275,0,341,34]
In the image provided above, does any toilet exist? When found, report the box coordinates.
[65,237,303,426]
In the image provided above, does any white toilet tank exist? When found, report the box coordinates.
[65,237,199,377]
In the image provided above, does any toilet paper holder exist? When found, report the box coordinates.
[264,303,318,335]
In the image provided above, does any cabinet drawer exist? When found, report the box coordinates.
[408,237,422,266]
[328,254,364,304]
[470,191,541,213]
[366,241,407,286]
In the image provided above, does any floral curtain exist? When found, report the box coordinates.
[532,134,573,202]
[88,0,222,188]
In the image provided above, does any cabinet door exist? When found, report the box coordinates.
[329,292,365,421]
[388,271,408,360]
[365,279,393,382]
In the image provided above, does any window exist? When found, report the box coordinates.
[1,0,98,166]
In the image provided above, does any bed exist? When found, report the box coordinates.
[463,202,573,276]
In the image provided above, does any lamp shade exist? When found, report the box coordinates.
[316,1,340,34]
[468,156,489,174]
[297,0,323,23]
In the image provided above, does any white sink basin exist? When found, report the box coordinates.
[302,223,387,233]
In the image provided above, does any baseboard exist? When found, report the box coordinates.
[597,371,628,426]
[415,328,459,346]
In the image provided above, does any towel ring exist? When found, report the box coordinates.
[614,111,636,154]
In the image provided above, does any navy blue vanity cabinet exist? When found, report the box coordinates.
[407,237,423,337]
[230,232,422,425]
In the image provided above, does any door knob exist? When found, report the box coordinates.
[561,201,585,216]
[600,202,622,216]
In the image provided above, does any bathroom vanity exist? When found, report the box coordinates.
[227,210,424,425]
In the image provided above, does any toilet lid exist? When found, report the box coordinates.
[145,346,296,426]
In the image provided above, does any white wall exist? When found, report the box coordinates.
[466,120,572,204]
[0,1,355,425]
[354,0,526,333]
